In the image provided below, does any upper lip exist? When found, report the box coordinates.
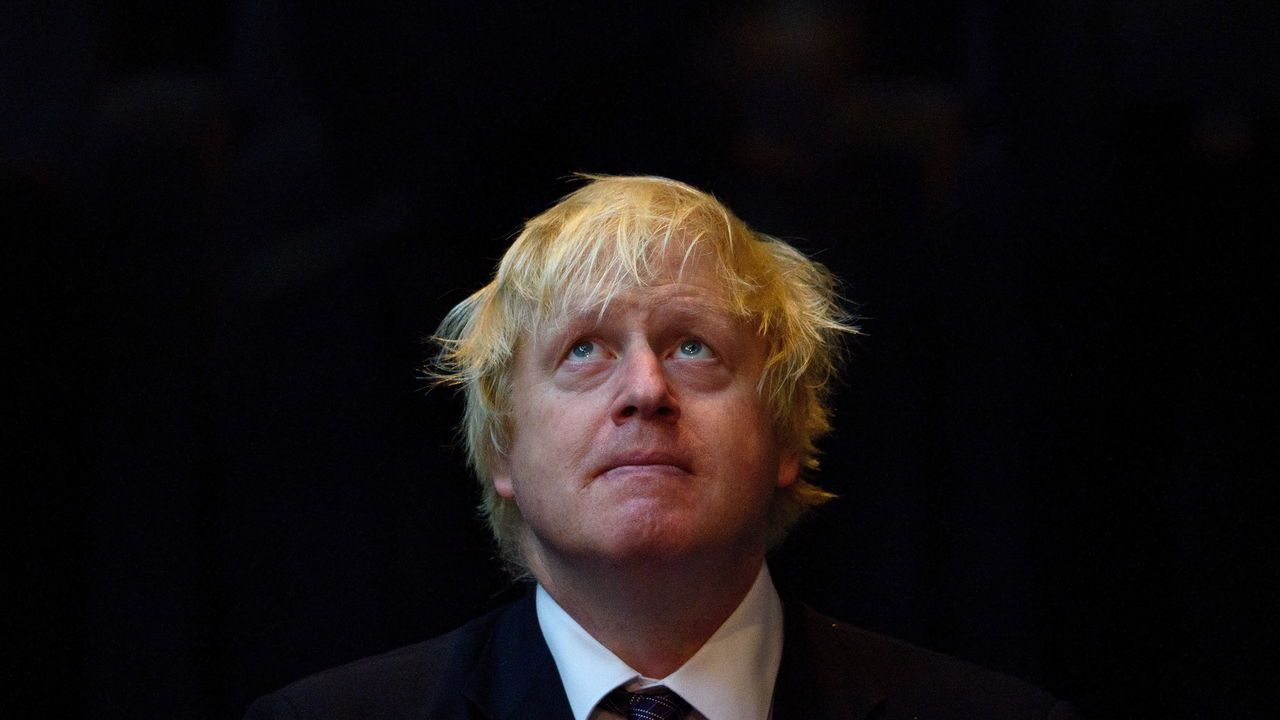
[595,450,690,476]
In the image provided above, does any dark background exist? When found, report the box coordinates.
[9,2,1277,718]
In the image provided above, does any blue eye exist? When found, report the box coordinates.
[678,339,710,358]
[569,340,595,359]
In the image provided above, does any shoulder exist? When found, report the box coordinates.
[779,602,1083,720]
[243,598,524,720]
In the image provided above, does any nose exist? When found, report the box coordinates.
[611,346,680,425]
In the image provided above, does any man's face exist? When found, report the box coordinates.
[492,249,799,575]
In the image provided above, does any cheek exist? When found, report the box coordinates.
[698,398,755,452]
[509,392,596,489]
[721,395,785,479]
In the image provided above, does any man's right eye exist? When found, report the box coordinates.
[568,340,595,359]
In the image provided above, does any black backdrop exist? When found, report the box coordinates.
[9,2,1277,719]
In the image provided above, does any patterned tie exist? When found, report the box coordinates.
[600,686,693,720]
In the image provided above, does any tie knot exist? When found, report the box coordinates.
[601,686,693,720]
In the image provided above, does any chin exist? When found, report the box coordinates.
[593,522,748,569]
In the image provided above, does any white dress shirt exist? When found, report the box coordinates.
[535,564,784,720]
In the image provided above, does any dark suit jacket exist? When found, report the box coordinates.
[245,594,1081,719]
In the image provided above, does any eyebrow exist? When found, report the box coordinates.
[540,295,740,356]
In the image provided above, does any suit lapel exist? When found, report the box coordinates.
[772,601,886,720]
[462,593,574,720]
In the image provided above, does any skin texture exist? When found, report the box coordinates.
[492,250,799,676]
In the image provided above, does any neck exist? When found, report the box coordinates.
[530,548,765,678]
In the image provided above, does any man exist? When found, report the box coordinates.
[246,176,1081,719]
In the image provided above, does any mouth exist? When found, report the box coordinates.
[596,451,691,479]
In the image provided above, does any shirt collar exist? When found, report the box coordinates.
[536,564,784,720]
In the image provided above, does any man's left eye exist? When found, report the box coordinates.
[677,339,712,358]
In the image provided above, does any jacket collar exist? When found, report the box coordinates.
[462,593,574,720]
[771,601,887,720]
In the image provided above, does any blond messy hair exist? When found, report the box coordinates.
[430,175,856,574]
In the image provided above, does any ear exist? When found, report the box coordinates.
[776,451,800,489]
[491,453,516,498]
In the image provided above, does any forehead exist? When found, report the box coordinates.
[539,244,736,331]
